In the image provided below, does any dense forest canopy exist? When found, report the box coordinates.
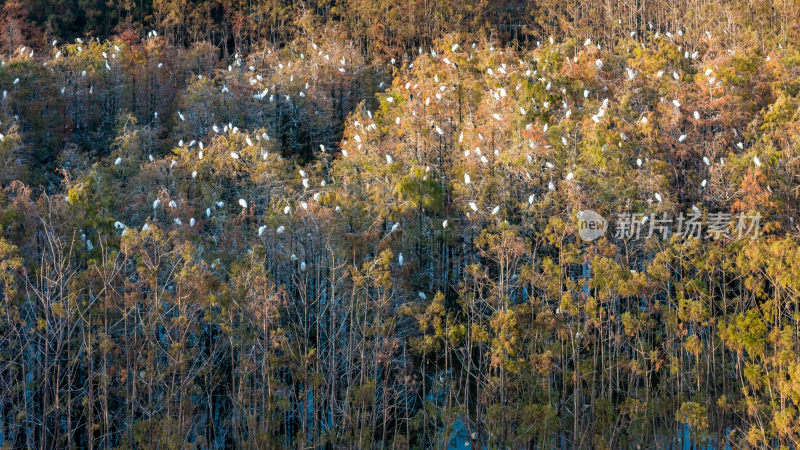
[0,0,799,448]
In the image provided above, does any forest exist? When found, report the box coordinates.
[0,0,799,448]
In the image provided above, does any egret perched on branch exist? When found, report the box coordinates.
[238,199,248,209]
[654,192,663,203]
[753,156,762,167]
[491,205,500,215]
[464,174,471,185]
[276,226,285,234]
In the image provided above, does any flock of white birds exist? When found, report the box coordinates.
[0,28,775,288]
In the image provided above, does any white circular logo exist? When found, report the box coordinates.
[578,210,607,241]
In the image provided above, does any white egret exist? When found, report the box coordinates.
[491,205,500,215]
[238,199,248,209]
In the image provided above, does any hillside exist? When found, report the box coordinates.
[1,2,800,448]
